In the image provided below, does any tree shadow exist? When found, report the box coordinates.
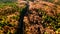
[16,3,29,34]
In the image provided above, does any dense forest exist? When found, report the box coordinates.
[0,0,60,34]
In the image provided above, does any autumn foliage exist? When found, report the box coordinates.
[0,0,60,34]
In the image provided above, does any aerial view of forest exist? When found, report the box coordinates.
[0,0,60,34]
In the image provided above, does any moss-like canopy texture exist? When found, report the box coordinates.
[23,0,60,34]
[0,2,26,34]
[0,0,60,34]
